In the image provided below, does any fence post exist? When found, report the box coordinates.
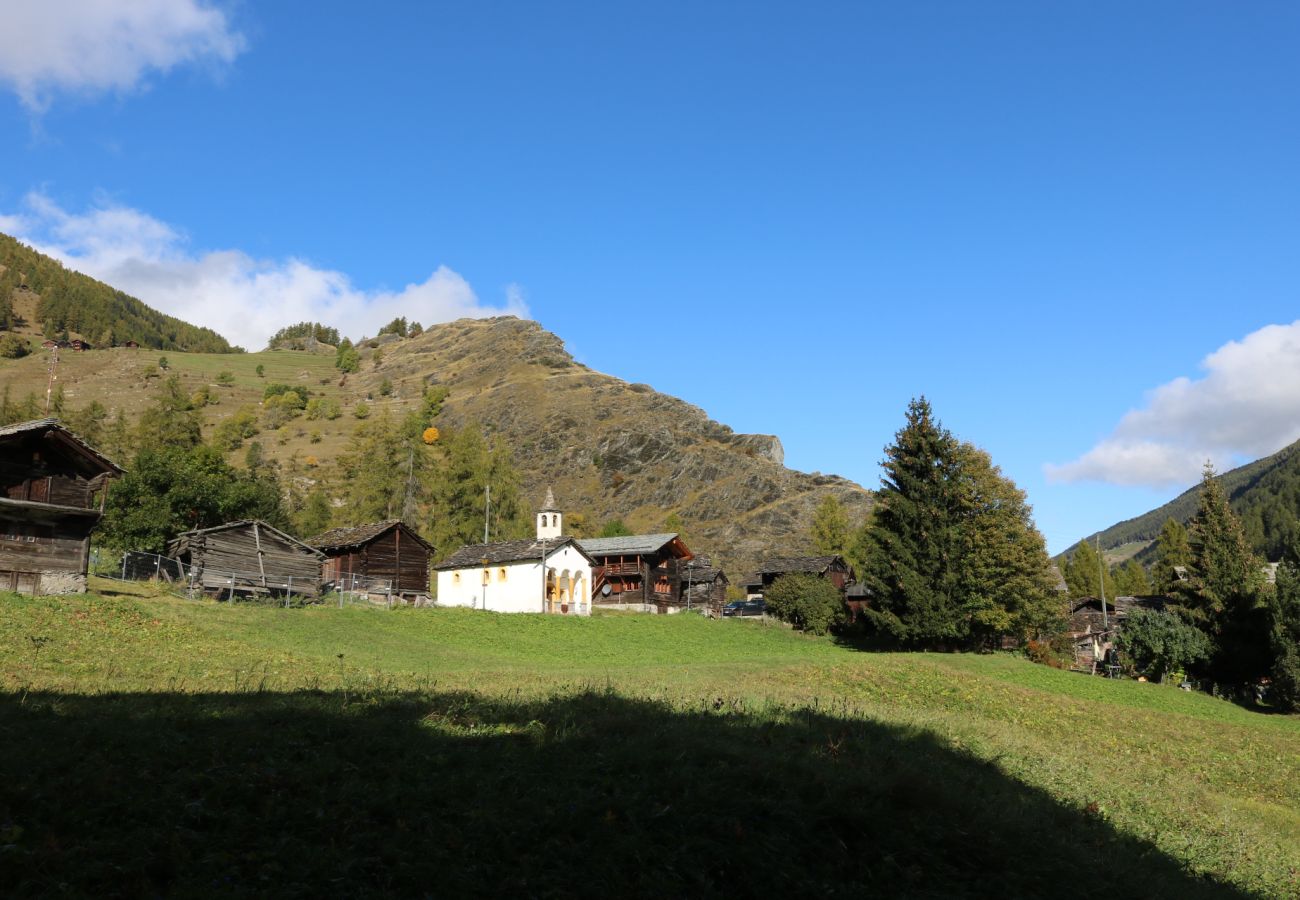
[286,576,293,608]
[228,575,234,603]
[387,584,392,610]
[155,555,161,580]
[121,555,127,580]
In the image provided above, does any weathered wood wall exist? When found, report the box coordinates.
[182,524,322,597]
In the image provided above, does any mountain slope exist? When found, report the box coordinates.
[1089,440,1300,562]
[0,316,874,573]
[0,232,235,352]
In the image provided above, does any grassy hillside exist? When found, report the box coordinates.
[1088,440,1300,563]
[0,233,235,352]
[2,585,1296,897]
[0,317,874,573]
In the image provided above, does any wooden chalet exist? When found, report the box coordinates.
[844,581,873,621]
[1068,595,1166,671]
[743,555,856,597]
[310,519,434,600]
[40,339,58,350]
[0,418,123,594]
[69,339,90,352]
[578,532,695,613]
[122,340,140,349]
[169,520,324,600]
[679,556,729,615]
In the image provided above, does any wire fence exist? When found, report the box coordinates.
[91,549,424,608]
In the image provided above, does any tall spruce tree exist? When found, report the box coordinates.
[1182,465,1269,686]
[859,398,967,646]
[1267,556,1300,712]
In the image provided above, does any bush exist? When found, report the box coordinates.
[764,574,846,636]
[0,334,30,358]
[216,371,235,386]
[1115,609,1211,683]
[353,401,370,420]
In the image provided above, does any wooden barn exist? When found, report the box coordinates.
[169,520,324,600]
[578,533,695,613]
[742,555,856,598]
[679,556,729,616]
[310,520,434,601]
[0,418,123,594]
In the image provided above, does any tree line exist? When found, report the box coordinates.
[0,234,236,352]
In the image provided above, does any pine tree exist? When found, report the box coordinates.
[1267,557,1300,711]
[1182,465,1269,686]
[1151,517,1192,594]
[810,494,850,557]
[859,398,966,646]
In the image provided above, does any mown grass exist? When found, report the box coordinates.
[2,588,1298,897]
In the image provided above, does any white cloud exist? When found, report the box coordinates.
[1046,321,1300,487]
[0,0,244,110]
[3,192,530,348]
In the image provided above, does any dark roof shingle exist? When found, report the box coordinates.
[434,536,593,570]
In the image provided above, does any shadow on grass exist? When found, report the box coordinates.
[0,688,1252,898]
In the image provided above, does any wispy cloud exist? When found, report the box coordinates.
[1046,321,1300,487]
[0,0,245,111]
[3,193,530,348]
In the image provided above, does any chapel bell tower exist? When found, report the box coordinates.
[537,486,562,540]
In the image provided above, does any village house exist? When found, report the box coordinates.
[579,530,695,614]
[433,491,595,614]
[0,418,123,594]
[169,520,325,600]
[742,555,856,599]
[1067,595,1166,672]
[310,520,433,602]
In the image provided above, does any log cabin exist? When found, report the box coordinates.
[678,556,729,616]
[742,555,856,598]
[310,520,434,601]
[578,532,695,613]
[168,520,325,600]
[0,418,123,594]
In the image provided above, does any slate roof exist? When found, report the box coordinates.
[434,536,594,570]
[309,520,433,552]
[0,417,124,476]
[577,533,682,557]
[755,555,844,576]
[845,581,873,599]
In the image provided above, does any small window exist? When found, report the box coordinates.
[453,573,461,585]
[498,568,508,581]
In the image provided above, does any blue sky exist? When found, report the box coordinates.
[3,1,1300,554]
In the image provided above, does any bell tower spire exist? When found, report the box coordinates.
[537,486,562,539]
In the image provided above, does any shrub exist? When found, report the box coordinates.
[353,401,370,420]
[216,371,235,386]
[1116,608,1211,683]
[764,574,846,636]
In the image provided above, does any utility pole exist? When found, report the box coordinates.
[483,484,491,543]
[1097,536,1109,631]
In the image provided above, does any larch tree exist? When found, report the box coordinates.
[1150,517,1192,595]
[810,494,851,557]
[1061,539,1116,603]
[954,443,1062,645]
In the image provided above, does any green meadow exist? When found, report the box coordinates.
[2,582,1297,897]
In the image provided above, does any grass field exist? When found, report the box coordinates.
[2,584,1298,897]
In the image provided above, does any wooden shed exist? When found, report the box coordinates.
[169,520,324,600]
[309,520,433,600]
[0,418,123,594]
[742,555,856,597]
